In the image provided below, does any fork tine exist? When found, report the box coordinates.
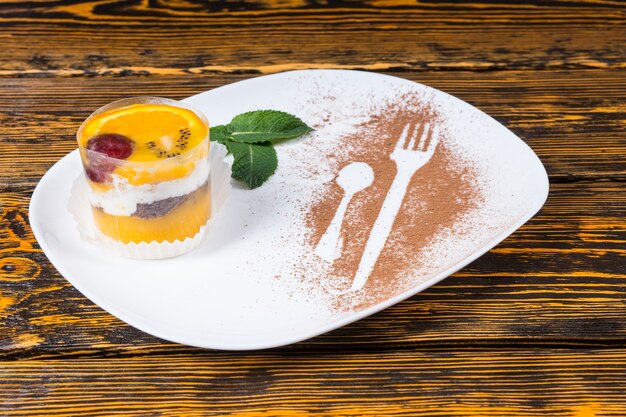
[394,123,411,151]
[417,122,431,151]
[425,125,440,154]
[406,123,420,150]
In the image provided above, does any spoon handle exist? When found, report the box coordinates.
[315,192,353,262]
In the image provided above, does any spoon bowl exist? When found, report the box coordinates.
[337,162,374,194]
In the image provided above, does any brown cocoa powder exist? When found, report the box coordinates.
[304,93,483,312]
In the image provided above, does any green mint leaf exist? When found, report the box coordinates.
[228,141,277,189]
[209,124,231,145]
[228,110,313,143]
[209,110,313,188]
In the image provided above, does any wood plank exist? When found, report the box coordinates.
[1,349,626,416]
[0,70,624,189]
[0,0,624,75]
[1,179,625,357]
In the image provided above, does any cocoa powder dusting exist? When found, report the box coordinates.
[303,92,483,312]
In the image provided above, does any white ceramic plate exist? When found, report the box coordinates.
[30,70,549,350]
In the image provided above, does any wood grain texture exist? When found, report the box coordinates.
[1,349,626,416]
[2,179,624,357]
[0,0,624,76]
[1,1,626,412]
[1,70,625,189]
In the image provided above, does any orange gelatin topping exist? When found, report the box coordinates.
[79,103,209,186]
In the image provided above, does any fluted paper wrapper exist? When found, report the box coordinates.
[68,143,231,259]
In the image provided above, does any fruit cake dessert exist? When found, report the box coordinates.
[76,97,211,246]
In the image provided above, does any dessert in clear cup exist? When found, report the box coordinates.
[76,97,211,252]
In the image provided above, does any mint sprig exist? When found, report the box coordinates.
[210,110,313,189]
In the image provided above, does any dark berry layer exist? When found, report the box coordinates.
[132,181,209,219]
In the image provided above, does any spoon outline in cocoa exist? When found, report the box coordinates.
[314,161,375,264]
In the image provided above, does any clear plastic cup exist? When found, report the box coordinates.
[76,97,212,255]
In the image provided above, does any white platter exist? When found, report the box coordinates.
[29,70,549,350]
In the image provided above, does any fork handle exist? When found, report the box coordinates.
[350,168,415,292]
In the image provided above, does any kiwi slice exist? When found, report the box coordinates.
[146,127,192,158]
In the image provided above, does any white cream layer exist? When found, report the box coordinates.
[88,158,210,216]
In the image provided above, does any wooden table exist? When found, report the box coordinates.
[1,1,625,415]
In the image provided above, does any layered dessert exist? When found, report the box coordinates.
[76,97,211,247]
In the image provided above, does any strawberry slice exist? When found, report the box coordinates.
[84,134,134,182]
[86,134,133,159]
